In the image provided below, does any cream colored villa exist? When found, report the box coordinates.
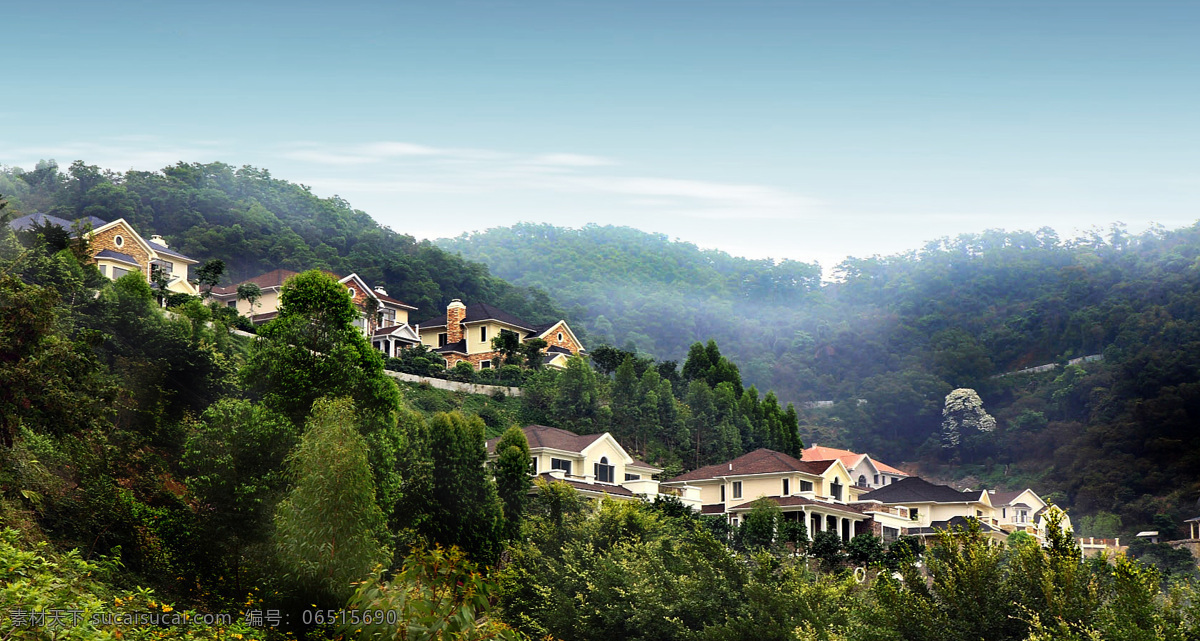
[484,425,695,506]
[802,444,909,489]
[662,448,875,542]
[211,269,420,352]
[855,477,1069,542]
[9,213,199,295]
[417,300,585,370]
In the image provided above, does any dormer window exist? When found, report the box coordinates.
[799,480,813,493]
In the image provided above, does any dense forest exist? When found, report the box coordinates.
[441,222,1200,536]
[5,195,1200,641]
[0,160,572,327]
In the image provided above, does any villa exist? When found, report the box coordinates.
[416,300,584,370]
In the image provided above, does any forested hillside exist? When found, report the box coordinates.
[442,223,1200,533]
[0,160,571,326]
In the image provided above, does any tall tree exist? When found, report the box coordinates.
[274,397,388,606]
[423,412,503,564]
[493,426,532,539]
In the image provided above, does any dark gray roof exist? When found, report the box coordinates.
[417,302,538,332]
[908,516,1004,536]
[95,249,140,265]
[859,477,983,504]
[434,339,467,355]
[486,425,605,455]
[546,345,572,355]
[9,212,108,232]
[669,449,832,483]
[146,240,194,262]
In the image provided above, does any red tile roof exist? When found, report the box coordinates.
[802,445,908,476]
[667,449,833,483]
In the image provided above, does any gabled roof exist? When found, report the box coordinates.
[211,269,301,295]
[486,425,606,455]
[375,291,417,310]
[434,339,467,355]
[146,240,197,263]
[802,445,908,476]
[667,448,833,483]
[859,477,984,504]
[372,324,420,342]
[535,473,635,497]
[908,515,1005,536]
[988,491,1025,506]
[417,302,538,332]
[728,495,865,517]
[95,249,141,266]
[8,212,109,232]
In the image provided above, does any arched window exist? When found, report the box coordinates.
[858,475,867,487]
[595,456,614,484]
[831,479,843,501]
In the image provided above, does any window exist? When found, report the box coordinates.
[720,485,726,502]
[99,265,107,277]
[1002,508,1007,518]
[799,480,813,493]
[873,474,880,485]
[910,507,919,521]
[227,301,237,308]
[732,481,742,499]
[530,458,539,474]
[112,267,129,279]
[557,332,564,341]
[438,333,448,347]
[731,518,739,527]
[625,473,640,482]
[882,526,900,542]
[858,475,867,487]
[976,510,983,517]
[782,479,790,495]
[830,479,842,501]
[480,361,491,369]
[114,234,124,247]
[347,287,355,298]
[595,456,615,483]
[480,326,488,342]
[551,458,571,475]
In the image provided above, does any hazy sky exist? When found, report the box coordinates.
[3,1,1198,271]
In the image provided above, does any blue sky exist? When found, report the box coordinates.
[3,1,1198,271]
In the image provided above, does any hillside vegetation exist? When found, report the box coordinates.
[442,222,1200,533]
[0,160,571,326]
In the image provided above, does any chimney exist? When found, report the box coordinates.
[728,463,732,471]
[150,234,168,248]
[374,286,388,297]
[446,299,466,344]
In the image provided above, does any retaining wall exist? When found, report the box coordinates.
[384,370,523,397]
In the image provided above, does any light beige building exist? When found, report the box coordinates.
[210,269,420,352]
[485,425,691,506]
[662,448,874,542]
[9,213,199,296]
[802,444,909,489]
[417,300,585,370]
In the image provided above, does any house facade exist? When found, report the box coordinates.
[485,425,686,505]
[9,213,199,296]
[211,269,420,353]
[416,300,584,370]
[662,448,874,542]
[856,477,1034,542]
[802,444,909,489]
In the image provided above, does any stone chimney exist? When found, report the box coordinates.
[446,299,466,344]
[150,234,168,248]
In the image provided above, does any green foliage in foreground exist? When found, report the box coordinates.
[498,490,1200,641]
[0,528,265,641]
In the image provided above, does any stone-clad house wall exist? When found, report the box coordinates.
[539,321,582,354]
[444,351,503,369]
[90,225,150,273]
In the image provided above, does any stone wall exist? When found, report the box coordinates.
[383,370,522,396]
[90,224,150,275]
[444,350,502,370]
[538,321,582,354]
